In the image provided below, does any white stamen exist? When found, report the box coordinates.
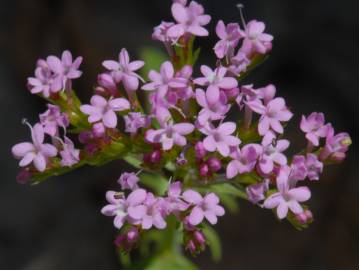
[236,3,247,29]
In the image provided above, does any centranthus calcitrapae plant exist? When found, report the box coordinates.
[11,1,352,269]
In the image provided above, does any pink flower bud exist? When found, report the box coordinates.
[92,122,105,138]
[144,150,162,164]
[199,163,210,177]
[186,239,196,254]
[193,230,206,245]
[16,169,31,184]
[195,142,207,159]
[207,157,221,172]
[126,227,140,243]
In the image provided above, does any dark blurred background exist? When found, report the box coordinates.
[1,0,358,269]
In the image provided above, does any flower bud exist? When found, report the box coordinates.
[199,163,209,177]
[193,231,206,246]
[126,227,140,243]
[195,142,206,159]
[16,169,31,184]
[207,157,221,172]
[144,149,162,164]
[92,122,105,138]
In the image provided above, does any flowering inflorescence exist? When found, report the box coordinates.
[12,0,351,261]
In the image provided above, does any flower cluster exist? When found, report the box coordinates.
[11,0,351,265]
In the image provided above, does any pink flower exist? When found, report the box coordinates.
[124,112,150,134]
[152,21,177,44]
[80,95,130,128]
[168,1,211,38]
[246,179,269,204]
[226,144,262,178]
[101,189,147,229]
[60,137,80,167]
[195,88,230,124]
[12,123,57,172]
[103,48,144,92]
[258,133,289,174]
[165,182,188,214]
[97,73,118,96]
[247,97,293,135]
[139,193,167,230]
[118,172,140,191]
[214,20,242,59]
[200,122,241,157]
[319,126,351,161]
[241,20,273,55]
[290,155,307,181]
[146,121,194,151]
[27,61,58,97]
[194,66,238,103]
[46,50,83,91]
[306,154,323,181]
[300,112,330,146]
[264,167,311,219]
[146,108,194,150]
[183,190,225,225]
[142,61,186,96]
[39,104,69,136]
[228,50,250,75]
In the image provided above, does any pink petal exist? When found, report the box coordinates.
[206,85,220,104]
[195,88,208,107]
[167,24,185,38]
[119,48,130,66]
[288,187,311,202]
[19,152,36,167]
[277,202,289,219]
[33,153,46,172]
[173,123,194,135]
[128,60,145,71]
[183,190,203,204]
[47,56,63,74]
[188,207,204,225]
[204,193,219,205]
[226,160,239,178]
[217,142,230,157]
[218,122,236,135]
[91,95,107,107]
[128,205,147,219]
[171,3,188,23]
[217,77,238,89]
[215,20,226,39]
[103,110,117,128]
[102,60,120,71]
[204,211,218,225]
[114,215,125,229]
[288,200,303,214]
[203,136,217,152]
[109,98,130,111]
[188,25,209,36]
[127,189,147,205]
[161,61,174,81]
[12,142,35,158]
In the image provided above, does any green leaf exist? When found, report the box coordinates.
[140,173,169,196]
[139,47,168,80]
[202,224,222,262]
[208,183,248,200]
[145,251,198,270]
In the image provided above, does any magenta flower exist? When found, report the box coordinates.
[118,172,140,191]
[226,144,262,178]
[39,104,69,136]
[264,167,311,219]
[165,182,188,214]
[101,189,147,229]
[195,88,230,124]
[305,154,323,181]
[214,20,242,59]
[103,48,144,92]
[290,155,307,181]
[12,123,57,172]
[124,112,150,134]
[247,97,293,135]
[142,61,186,97]
[47,50,83,91]
[246,179,269,204]
[168,1,211,38]
[200,122,241,157]
[27,61,58,98]
[60,137,80,167]
[228,50,250,75]
[194,66,238,103]
[183,190,225,226]
[320,126,352,161]
[146,121,194,151]
[300,112,330,146]
[241,20,273,55]
[152,21,177,44]
[80,95,130,128]
[258,134,289,174]
[139,193,167,230]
